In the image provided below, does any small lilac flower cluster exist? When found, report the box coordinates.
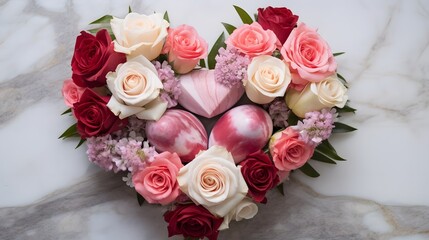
[214,46,250,87]
[296,108,337,145]
[154,61,181,108]
[86,118,157,174]
[265,98,290,128]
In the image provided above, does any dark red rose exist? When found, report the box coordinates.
[164,204,223,240]
[257,6,299,44]
[71,29,126,88]
[240,150,280,203]
[73,89,127,138]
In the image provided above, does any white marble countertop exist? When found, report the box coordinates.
[1,0,429,239]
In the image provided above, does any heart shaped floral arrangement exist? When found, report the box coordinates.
[60,5,356,240]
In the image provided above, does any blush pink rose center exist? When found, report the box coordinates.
[62,79,85,108]
[281,23,337,89]
[163,25,208,74]
[270,128,314,171]
[133,152,183,205]
[226,22,278,58]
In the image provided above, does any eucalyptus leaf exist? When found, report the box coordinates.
[299,163,320,178]
[276,183,285,196]
[199,59,206,68]
[163,11,170,23]
[221,22,236,35]
[233,5,253,24]
[75,138,86,149]
[311,151,337,164]
[333,122,357,133]
[89,15,113,25]
[137,192,145,206]
[59,123,77,139]
[333,52,345,57]
[61,108,72,115]
[207,32,226,69]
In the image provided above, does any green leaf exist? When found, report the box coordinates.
[75,138,86,149]
[136,192,145,206]
[61,108,72,115]
[276,183,285,196]
[199,59,206,68]
[333,52,345,57]
[233,5,253,24]
[337,72,348,84]
[87,28,99,34]
[316,142,345,160]
[89,15,113,25]
[311,151,337,164]
[207,32,226,69]
[287,111,300,126]
[298,163,320,178]
[221,22,236,35]
[333,122,357,133]
[59,123,78,139]
[336,104,356,114]
[184,237,200,240]
[319,140,338,154]
[163,11,170,23]
[128,6,132,13]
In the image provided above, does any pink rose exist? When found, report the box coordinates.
[132,151,183,205]
[163,25,208,74]
[281,23,337,90]
[226,22,278,58]
[61,79,85,108]
[269,127,314,171]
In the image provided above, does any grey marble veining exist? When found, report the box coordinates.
[1,173,428,240]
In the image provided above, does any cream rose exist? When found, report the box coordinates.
[106,55,167,120]
[177,146,248,217]
[111,12,169,60]
[286,75,348,117]
[219,198,258,230]
[244,55,291,104]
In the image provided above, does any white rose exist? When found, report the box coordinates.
[286,74,348,117]
[244,55,291,104]
[219,198,258,230]
[106,55,167,120]
[111,12,169,60]
[177,146,248,217]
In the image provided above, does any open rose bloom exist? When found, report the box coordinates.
[59,5,355,240]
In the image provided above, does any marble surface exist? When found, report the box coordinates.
[1,0,428,239]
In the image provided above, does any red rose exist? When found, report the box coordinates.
[71,29,126,88]
[239,150,279,203]
[164,204,223,240]
[73,89,127,138]
[257,6,299,44]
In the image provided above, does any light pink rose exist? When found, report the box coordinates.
[132,151,183,205]
[281,23,337,90]
[61,79,85,107]
[269,127,314,171]
[163,25,208,74]
[226,22,278,58]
